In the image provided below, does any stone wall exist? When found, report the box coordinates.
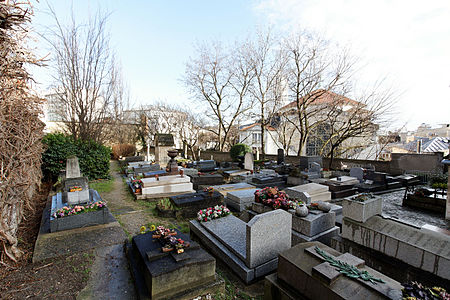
[390,152,444,174]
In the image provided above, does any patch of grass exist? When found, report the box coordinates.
[169,221,190,233]
[116,217,132,238]
[215,270,262,300]
[67,251,95,281]
[89,178,115,193]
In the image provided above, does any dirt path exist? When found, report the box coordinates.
[100,161,161,236]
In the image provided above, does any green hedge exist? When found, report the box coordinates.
[229,143,251,161]
[42,133,111,180]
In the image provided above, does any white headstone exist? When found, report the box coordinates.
[350,167,364,182]
[66,157,81,179]
[244,152,254,171]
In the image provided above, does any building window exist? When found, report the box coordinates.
[252,133,261,143]
[306,124,331,156]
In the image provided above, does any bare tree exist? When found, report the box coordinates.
[282,32,355,155]
[184,41,254,151]
[44,7,124,143]
[176,109,204,160]
[322,86,396,167]
[0,1,44,262]
[248,29,288,159]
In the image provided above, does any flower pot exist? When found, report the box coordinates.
[296,204,309,217]
[342,195,382,222]
[152,234,161,239]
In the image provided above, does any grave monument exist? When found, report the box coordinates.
[127,229,224,299]
[154,133,174,167]
[190,210,292,283]
[265,242,403,300]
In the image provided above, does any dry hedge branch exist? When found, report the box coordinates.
[0,0,44,262]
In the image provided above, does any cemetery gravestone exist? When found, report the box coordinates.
[128,230,224,299]
[285,183,331,204]
[189,210,292,283]
[277,149,284,165]
[265,241,403,300]
[300,156,322,171]
[64,157,89,205]
[244,152,254,171]
[66,156,81,178]
[225,188,258,212]
[170,191,223,218]
[350,167,364,182]
[155,133,174,167]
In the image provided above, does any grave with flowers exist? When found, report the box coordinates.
[169,188,224,218]
[247,187,339,246]
[190,208,292,283]
[49,157,112,232]
[127,225,224,299]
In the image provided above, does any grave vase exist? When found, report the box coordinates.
[296,204,309,217]
[342,195,382,223]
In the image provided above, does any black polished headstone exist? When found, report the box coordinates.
[277,149,285,165]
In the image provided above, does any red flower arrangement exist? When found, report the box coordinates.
[254,187,300,210]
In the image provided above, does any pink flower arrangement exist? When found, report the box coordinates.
[254,187,300,210]
[52,201,106,219]
[197,205,231,222]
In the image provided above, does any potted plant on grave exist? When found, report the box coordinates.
[152,225,177,238]
[155,198,176,218]
[204,186,214,196]
[131,177,142,194]
[342,192,382,223]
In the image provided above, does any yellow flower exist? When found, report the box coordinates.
[140,226,146,234]
[150,224,156,231]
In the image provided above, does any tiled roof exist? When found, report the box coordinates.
[422,137,450,153]
[280,89,360,111]
[240,123,275,131]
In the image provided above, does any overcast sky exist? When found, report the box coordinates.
[31,0,449,131]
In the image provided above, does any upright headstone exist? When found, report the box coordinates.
[64,157,89,205]
[309,162,321,173]
[350,167,364,182]
[277,149,284,165]
[66,156,81,178]
[300,156,322,171]
[246,209,292,268]
[154,133,174,167]
[244,152,254,171]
